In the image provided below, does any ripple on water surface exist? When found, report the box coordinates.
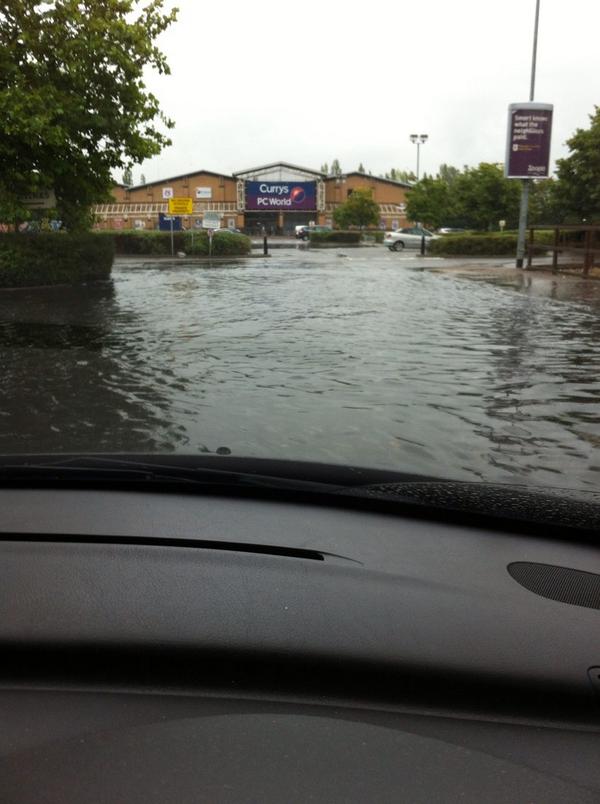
[0,251,599,490]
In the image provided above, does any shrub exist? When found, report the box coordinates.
[185,230,251,256]
[0,232,114,288]
[483,229,554,245]
[362,230,385,243]
[102,230,186,255]
[97,229,252,256]
[309,230,362,245]
[429,232,551,256]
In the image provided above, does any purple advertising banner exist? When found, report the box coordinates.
[505,102,553,179]
[245,181,317,211]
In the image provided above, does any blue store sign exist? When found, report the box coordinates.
[245,181,316,211]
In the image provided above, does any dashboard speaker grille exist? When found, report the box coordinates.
[508,562,600,611]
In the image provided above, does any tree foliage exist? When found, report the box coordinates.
[406,163,521,230]
[333,188,380,229]
[0,0,178,228]
[396,169,417,183]
[554,106,600,222]
[405,176,452,229]
[437,163,461,187]
[384,168,416,183]
[454,164,521,231]
[330,158,342,177]
[528,179,562,225]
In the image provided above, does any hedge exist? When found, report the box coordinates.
[362,230,385,243]
[96,230,186,255]
[0,232,114,288]
[185,230,251,256]
[97,229,251,256]
[309,230,362,244]
[428,231,553,257]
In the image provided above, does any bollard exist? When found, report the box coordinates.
[420,235,425,256]
[263,234,268,256]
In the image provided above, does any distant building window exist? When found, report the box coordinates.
[347,189,353,197]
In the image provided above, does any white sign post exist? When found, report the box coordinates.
[163,186,174,252]
[202,212,221,229]
[202,212,221,257]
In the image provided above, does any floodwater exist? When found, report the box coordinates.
[1,248,600,490]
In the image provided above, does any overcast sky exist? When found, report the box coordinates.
[134,0,600,183]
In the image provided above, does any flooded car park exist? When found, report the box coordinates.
[1,249,599,490]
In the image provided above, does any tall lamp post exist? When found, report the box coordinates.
[516,0,542,268]
[410,134,428,181]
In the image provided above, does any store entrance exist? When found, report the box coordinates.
[243,212,279,236]
[244,211,319,235]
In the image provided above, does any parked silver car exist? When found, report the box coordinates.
[384,226,438,251]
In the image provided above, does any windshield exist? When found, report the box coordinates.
[1,0,599,496]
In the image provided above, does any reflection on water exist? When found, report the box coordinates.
[0,283,189,452]
[0,251,599,489]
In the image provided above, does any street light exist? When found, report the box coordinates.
[410,134,428,181]
[516,0,542,268]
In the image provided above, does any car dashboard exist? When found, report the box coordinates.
[0,486,598,802]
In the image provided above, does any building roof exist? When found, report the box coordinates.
[127,169,234,190]
[325,172,412,189]
[120,164,412,190]
[233,161,325,178]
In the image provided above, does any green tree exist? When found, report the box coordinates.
[320,162,329,175]
[333,188,380,229]
[122,167,133,187]
[437,163,461,187]
[393,169,417,184]
[357,162,366,173]
[528,179,562,225]
[405,176,453,229]
[453,163,521,230]
[0,0,178,229]
[406,163,522,230]
[330,158,342,177]
[140,173,146,185]
[554,106,600,222]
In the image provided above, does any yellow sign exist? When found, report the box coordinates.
[168,197,193,215]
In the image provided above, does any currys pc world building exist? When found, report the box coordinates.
[98,161,411,234]
[246,180,317,211]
